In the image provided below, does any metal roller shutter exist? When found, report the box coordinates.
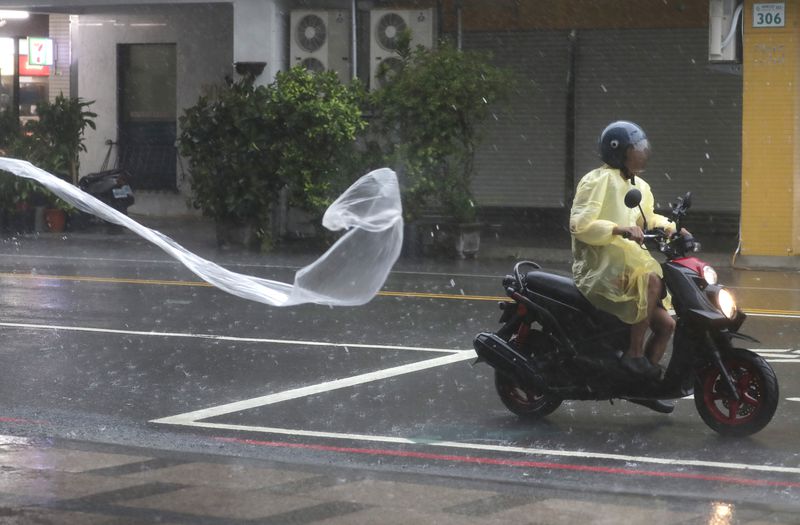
[574,28,742,213]
[463,31,570,208]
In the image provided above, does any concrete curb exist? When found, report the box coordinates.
[479,244,736,269]
[732,255,800,271]
[1,221,749,271]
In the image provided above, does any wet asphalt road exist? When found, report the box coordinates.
[1,232,800,514]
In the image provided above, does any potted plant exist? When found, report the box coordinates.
[38,95,96,232]
[33,94,97,186]
[0,174,44,233]
[0,94,96,232]
[0,119,51,233]
[374,35,512,257]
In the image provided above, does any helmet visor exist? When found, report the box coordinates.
[631,138,650,154]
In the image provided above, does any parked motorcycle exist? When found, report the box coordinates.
[78,139,135,216]
[473,190,778,437]
[78,168,134,214]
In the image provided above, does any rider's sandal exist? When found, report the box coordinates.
[620,356,661,380]
[626,398,675,414]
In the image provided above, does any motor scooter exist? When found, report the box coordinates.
[473,190,778,437]
[78,169,134,213]
[78,140,134,214]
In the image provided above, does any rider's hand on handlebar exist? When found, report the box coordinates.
[669,227,691,238]
[614,225,644,244]
[669,228,692,241]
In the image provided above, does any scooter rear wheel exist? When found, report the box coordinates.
[494,370,561,420]
[694,348,778,437]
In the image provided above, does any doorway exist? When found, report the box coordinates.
[117,44,177,191]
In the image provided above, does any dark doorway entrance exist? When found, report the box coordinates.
[117,44,177,191]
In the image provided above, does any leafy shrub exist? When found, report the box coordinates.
[178,68,366,246]
[375,36,512,223]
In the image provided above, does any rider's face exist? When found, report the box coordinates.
[624,142,650,176]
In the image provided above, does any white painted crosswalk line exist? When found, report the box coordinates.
[750,348,800,362]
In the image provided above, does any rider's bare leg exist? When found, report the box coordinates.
[625,273,663,359]
[627,319,648,358]
[645,306,675,365]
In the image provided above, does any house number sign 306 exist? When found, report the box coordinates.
[753,3,785,27]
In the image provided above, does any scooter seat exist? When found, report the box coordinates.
[525,271,595,312]
[79,168,126,186]
[79,169,130,195]
[524,271,630,350]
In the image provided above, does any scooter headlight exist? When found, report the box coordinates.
[702,265,718,285]
[717,288,737,319]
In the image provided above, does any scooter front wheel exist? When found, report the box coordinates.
[494,371,561,420]
[694,348,778,437]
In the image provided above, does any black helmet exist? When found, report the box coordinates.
[598,121,649,169]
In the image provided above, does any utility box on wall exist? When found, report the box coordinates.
[709,0,742,62]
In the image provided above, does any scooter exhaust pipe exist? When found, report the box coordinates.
[473,332,549,391]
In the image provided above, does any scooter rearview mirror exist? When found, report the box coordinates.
[623,188,648,231]
[624,188,642,209]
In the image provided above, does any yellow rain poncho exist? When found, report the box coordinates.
[570,166,675,324]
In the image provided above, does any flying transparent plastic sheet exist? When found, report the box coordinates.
[0,158,403,307]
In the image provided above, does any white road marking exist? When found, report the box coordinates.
[752,348,799,362]
[3,320,795,365]
[3,317,797,475]
[8,319,791,362]
[151,350,477,424]
[151,345,800,477]
[0,316,784,475]
[755,349,798,360]
[0,322,466,354]
[732,285,800,292]
[747,312,800,319]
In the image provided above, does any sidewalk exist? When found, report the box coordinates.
[477,226,739,269]
[9,213,744,271]
[0,434,795,525]
[133,215,741,269]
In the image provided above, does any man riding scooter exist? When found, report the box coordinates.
[570,121,690,413]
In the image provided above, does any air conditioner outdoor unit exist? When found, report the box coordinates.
[290,9,351,81]
[370,8,435,90]
[709,0,742,63]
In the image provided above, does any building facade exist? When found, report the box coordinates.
[0,1,796,260]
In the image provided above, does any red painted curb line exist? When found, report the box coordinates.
[215,436,800,489]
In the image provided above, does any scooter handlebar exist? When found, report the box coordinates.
[621,228,667,241]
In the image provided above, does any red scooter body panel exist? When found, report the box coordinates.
[672,256,708,276]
